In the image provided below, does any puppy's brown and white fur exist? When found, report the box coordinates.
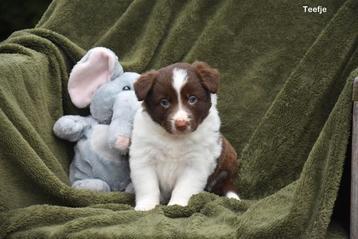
[130,62,239,211]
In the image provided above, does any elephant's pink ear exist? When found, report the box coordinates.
[68,47,118,108]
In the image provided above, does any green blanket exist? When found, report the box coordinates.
[0,0,357,238]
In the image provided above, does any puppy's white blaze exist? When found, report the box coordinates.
[171,68,189,129]
[226,191,240,200]
[173,109,189,121]
[172,68,188,94]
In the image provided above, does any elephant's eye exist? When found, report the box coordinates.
[122,86,131,91]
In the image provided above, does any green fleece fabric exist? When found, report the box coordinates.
[0,0,357,238]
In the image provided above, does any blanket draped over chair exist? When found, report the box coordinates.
[0,0,357,238]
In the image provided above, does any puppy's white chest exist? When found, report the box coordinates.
[152,140,217,198]
[154,157,184,198]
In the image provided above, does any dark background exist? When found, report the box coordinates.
[0,0,52,41]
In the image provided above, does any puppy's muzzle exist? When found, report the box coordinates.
[174,119,190,131]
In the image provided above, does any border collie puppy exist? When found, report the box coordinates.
[130,61,239,211]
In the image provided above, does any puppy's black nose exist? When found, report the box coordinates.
[175,119,189,131]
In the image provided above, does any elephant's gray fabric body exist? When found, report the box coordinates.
[68,120,130,192]
[53,47,140,192]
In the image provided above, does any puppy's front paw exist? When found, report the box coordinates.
[168,198,189,207]
[226,191,240,200]
[134,202,158,211]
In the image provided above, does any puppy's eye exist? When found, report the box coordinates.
[122,86,131,91]
[188,95,198,105]
[160,99,170,108]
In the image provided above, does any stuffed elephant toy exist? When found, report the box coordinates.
[53,47,140,192]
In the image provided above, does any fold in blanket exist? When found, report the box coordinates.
[0,0,357,238]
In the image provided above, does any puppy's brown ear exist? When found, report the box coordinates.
[193,61,220,93]
[134,71,158,101]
